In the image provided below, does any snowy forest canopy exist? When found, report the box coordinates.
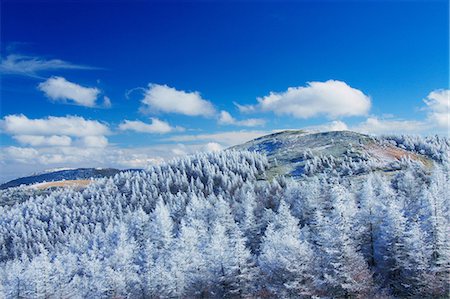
[0,134,449,298]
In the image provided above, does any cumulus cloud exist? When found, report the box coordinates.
[0,54,97,78]
[352,117,429,135]
[0,142,229,182]
[239,80,371,119]
[218,110,266,127]
[346,89,449,135]
[204,142,223,152]
[81,136,108,148]
[1,114,109,137]
[141,84,216,117]
[13,135,72,147]
[119,118,184,134]
[423,89,449,129]
[166,130,270,147]
[38,76,101,107]
[1,146,107,168]
[300,112,444,135]
[1,114,110,151]
[3,146,39,163]
[0,115,237,181]
[218,111,235,124]
[306,120,349,132]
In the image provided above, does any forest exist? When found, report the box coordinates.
[0,134,448,298]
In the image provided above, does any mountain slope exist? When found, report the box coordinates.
[0,134,448,298]
[0,168,126,190]
[232,130,433,178]
[1,130,437,190]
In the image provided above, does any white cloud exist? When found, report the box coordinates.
[352,117,429,135]
[218,110,266,127]
[240,80,371,119]
[13,135,72,146]
[1,114,110,152]
[218,110,235,124]
[166,130,270,147]
[0,142,229,182]
[82,136,108,148]
[170,144,189,156]
[234,102,258,113]
[306,120,349,132]
[204,142,223,152]
[1,146,106,167]
[119,118,184,134]
[103,96,112,108]
[1,114,109,137]
[423,89,449,129]
[141,84,216,117]
[295,112,445,136]
[38,76,101,107]
[0,54,96,78]
[347,89,449,135]
[116,153,164,169]
[3,146,39,163]
[324,120,349,131]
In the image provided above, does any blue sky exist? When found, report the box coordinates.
[0,0,448,181]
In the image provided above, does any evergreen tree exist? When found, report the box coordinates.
[379,199,408,295]
[259,201,315,297]
[313,192,374,298]
[358,176,382,269]
[0,147,448,298]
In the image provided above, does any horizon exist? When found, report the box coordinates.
[1,0,449,182]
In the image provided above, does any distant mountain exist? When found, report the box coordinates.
[232,130,434,178]
[0,168,136,190]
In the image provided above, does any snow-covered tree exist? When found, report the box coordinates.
[259,201,315,297]
[0,145,448,298]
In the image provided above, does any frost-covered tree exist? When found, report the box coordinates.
[312,207,374,298]
[421,166,450,296]
[378,199,409,295]
[0,145,448,298]
[358,175,383,269]
[259,201,315,297]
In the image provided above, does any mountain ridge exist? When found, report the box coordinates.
[232,129,433,178]
[0,130,436,189]
[0,131,448,298]
[0,168,129,190]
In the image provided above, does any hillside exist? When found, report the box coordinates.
[0,131,448,298]
[0,168,135,190]
[233,130,434,178]
[1,130,438,191]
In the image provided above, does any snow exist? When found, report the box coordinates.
[0,132,448,298]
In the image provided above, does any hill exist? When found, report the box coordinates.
[232,130,434,178]
[0,168,135,190]
[1,130,439,191]
[0,131,448,298]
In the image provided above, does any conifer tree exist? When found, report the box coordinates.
[259,200,315,297]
